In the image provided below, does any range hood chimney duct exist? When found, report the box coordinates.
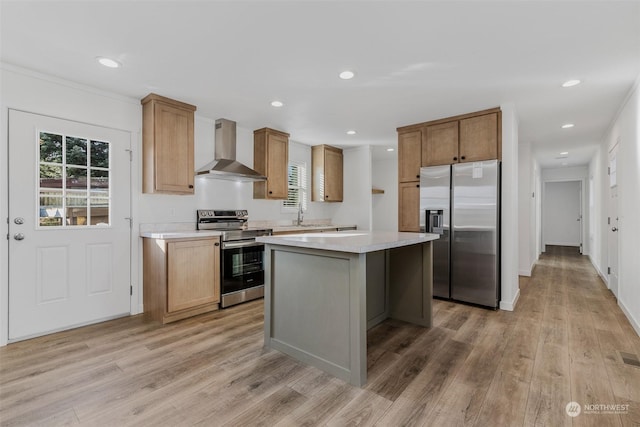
[195,118,267,181]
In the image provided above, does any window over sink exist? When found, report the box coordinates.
[282,160,307,212]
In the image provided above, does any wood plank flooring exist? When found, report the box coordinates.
[1,245,639,426]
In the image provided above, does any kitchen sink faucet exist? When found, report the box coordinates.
[297,200,304,226]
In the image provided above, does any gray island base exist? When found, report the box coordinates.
[256,231,439,387]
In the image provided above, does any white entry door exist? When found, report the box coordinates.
[8,110,132,341]
[608,145,619,297]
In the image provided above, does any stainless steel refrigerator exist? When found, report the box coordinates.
[420,160,500,309]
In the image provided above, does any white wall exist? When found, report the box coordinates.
[372,157,398,231]
[595,75,640,336]
[543,181,582,247]
[332,146,373,231]
[500,103,520,311]
[0,66,142,346]
[518,141,537,276]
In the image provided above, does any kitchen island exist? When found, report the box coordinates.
[256,231,439,386]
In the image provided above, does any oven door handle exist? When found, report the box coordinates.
[222,240,264,249]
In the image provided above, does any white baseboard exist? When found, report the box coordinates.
[500,288,520,311]
[544,242,580,247]
[588,254,608,286]
[619,300,640,338]
[518,258,538,277]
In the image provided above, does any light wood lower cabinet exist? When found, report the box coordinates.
[143,236,220,324]
[398,181,420,232]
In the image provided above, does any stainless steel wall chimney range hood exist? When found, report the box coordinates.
[195,118,267,181]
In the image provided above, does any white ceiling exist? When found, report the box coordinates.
[2,1,639,168]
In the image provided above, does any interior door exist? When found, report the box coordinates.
[608,145,619,297]
[8,110,132,341]
[543,181,581,247]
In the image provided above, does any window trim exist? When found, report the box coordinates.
[282,160,308,213]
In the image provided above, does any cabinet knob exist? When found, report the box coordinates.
[453,157,458,161]
[416,174,420,179]
[325,195,329,198]
[461,156,466,160]
[188,184,194,189]
[269,191,273,194]
[416,184,419,188]
[214,242,220,246]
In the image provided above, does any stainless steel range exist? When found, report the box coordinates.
[197,210,271,308]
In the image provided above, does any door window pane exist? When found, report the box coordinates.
[39,132,63,163]
[90,169,109,190]
[39,193,63,227]
[66,167,88,190]
[90,197,109,225]
[91,140,109,168]
[38,131,111,228]
[40,164,63,189]
[66,137,87,166]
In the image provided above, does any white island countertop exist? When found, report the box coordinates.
[256,231,439,253]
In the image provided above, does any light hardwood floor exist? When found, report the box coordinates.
[1,246,639,426]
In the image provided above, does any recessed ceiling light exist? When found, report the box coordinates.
[97,57,121,68]
[562,79,581,87]
[386,148,395,152]
[346,130,356,135]
[339,70,355,80]
[270,100,284,107]
[562,123,575,129]
[560,151,569,155]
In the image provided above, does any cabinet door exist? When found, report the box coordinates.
[167,239,219,312]
[398,131,422,182]
[266,132,289,199]
[325,147,343,202]
[398,181,420,232]
[154,103,195,194]
[459,113,498,162]
[423,121,459,166]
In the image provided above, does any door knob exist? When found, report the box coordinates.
[14,233,25,241]
[14,217,24,225]
[612,227,618,232]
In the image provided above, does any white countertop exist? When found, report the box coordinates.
[256,231,439,253]
[140,230,222,239]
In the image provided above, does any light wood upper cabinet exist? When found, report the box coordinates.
[143,236,220,324]
[423,121,459,166]
[398,181,420,232]
[398,108,501,168]
[398,130,422,182]
[141,93,196,194]
[312,144,343,202]
[253,128,289,199]
[459,113,499,162]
